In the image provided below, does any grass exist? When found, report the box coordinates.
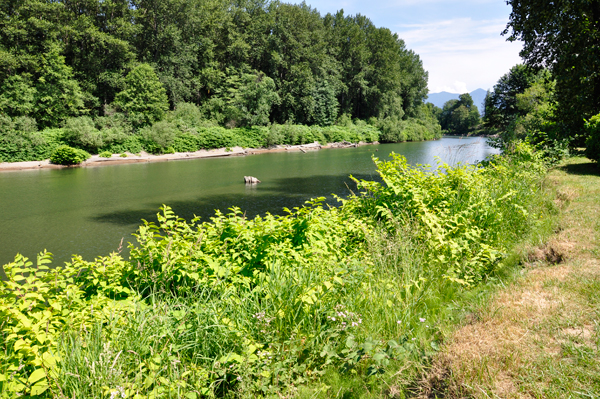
[0,144,558,398]
[420,157,600,398]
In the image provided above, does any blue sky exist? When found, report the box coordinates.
[300,0,524,94]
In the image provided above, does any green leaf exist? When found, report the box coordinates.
[28,368,46,384]
[30,381,50,396]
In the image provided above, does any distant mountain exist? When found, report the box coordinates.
[427,88,488,112]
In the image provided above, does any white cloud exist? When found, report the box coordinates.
[435,81,468,94]
[396,18,523,93]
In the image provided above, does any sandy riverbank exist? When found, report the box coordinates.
[0,141,375,172]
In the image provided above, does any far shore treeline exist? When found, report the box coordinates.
[0,0,442,163]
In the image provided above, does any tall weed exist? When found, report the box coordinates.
[1,142,554,398]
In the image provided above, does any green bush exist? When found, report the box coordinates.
[95,112,133,151]
[31,129,65,160]
[63,116,103,152]
[169,102,205,132]
[0,116,35,162]
[0,117,66,162]
[0,114,437,162]
[50,145,90,165]
[99,151,112,158]
[585,113,600,163]
[171,132,201,152]
[377,116,441,143]
[140,121,180,154]
[102,134,143,155]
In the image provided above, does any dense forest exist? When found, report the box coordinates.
[0,0,442,162]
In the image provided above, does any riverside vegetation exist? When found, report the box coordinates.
[419,157,600,398]
[0,0,442,164]
[0,108,441,165]
[0,142,557,398]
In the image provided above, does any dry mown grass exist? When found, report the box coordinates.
[418,158,600,399]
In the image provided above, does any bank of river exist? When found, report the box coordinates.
[0,141,359,172]
[0,137,498,266]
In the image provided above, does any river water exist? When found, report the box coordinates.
[0,136,498,267]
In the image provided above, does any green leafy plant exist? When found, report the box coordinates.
[1,144,554,398]
[585,113,600,163]
[99,151,112,158]
[49,145,90,165]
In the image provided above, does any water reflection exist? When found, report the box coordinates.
[0,137,498,266]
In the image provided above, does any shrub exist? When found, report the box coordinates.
[0,116,64,162]
[0,116,33,162]
[50,145,90,165]
[63,116,103,152]
[140,121,180,154]
[99,151,112,158]
[102,134,143,155]
[96,113,133,149]
[172,133,201,153]
[196,127,238,149]
[376,116,441,143]
[585,113,600,163]
[170,102,205,132]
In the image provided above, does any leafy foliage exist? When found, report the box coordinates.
[439,93,480,134]
[63,116,104,153]
[114,64,170,128]
[484,67,569,162]
[32,45,87,129]
[377,106,442,143]
[0,117,62,162]
[0,0,435,135]
[483,65,546,131]
[347,142,547,285]
[0,1,444,163]
[0,144,554,398]
[49,145,90,165]
[585,114,600,163]
[504,0,600,142]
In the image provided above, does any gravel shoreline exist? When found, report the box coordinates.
[0,141,375,172]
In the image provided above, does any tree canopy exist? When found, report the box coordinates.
[504,0,600,142]
[438,93,480,134]
[0,0,430,129]
[482,64,548,131]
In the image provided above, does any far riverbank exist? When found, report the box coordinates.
[0,141,379,172]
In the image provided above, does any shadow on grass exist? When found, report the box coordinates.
[558,161,600,176]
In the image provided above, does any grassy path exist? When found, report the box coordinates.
[421,157,600,398]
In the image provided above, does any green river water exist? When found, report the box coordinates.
[0,137,497,267]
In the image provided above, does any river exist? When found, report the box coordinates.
[0,136,498,267]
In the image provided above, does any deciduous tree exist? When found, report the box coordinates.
[504,0,600,141]
[114,64,169,127]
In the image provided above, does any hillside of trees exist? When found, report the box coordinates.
[0,0,442,162]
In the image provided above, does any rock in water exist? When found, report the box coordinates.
[244,176,261,184]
